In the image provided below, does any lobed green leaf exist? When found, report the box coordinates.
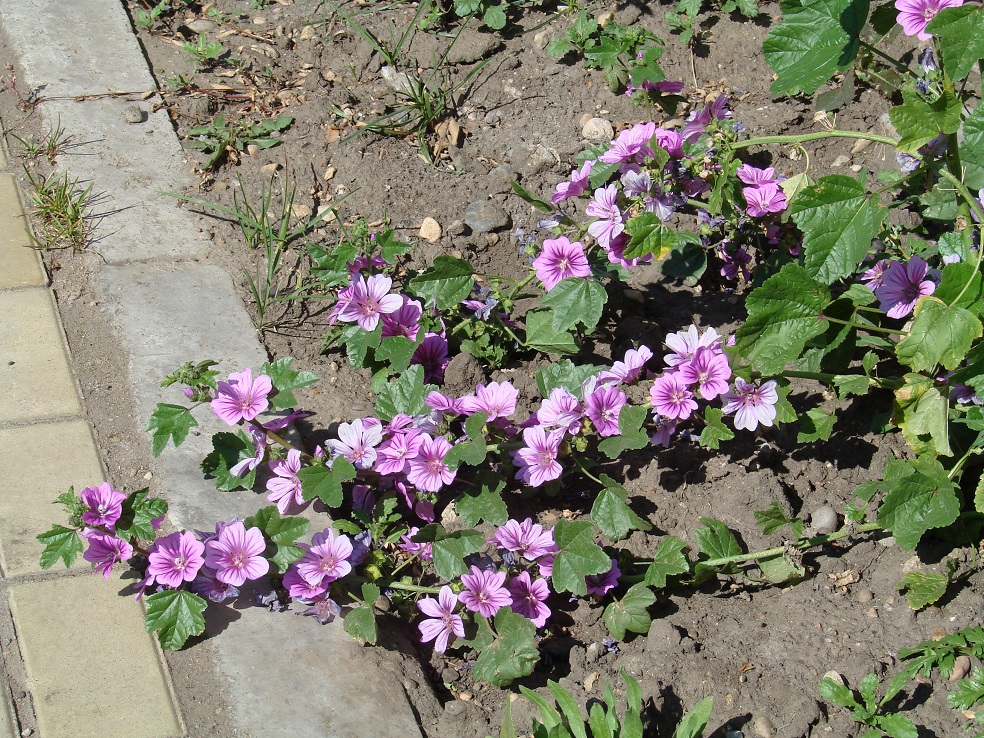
[145,590,207,650]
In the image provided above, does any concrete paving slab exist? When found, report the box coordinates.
[0,173,46,288]
[0,0,156,98]
[209,594,424,738]
[0,288,82,423]
[0,670,16,738]
[8,575,182,738]
[0,419,104,577]
[39,98,208,264]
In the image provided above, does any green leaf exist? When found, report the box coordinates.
[623,213,699,261]
[524,309,579,355]
[661,242,707,285]
[754,501,804,537]
[374,365,435,421]
[797,408,836,443]
[949,667,984,710]
[482,2,507,29]
[789,175,886,285]
[429,528,486,581]
[145,590,207,650]
[699,406,736,450]
[473,609,540,686]
[673,696,713,738]
[897,571,949,610]
[763,0,869,96]
[927,4,984,82]
[408,256,475,311]
[298,458,357,508]
[201,431,257,492]
[894,373,951,456]
[875,713,918,738]
[541,279,606,333]
[603,583,656,640]
[551,519,613,595]
[37,525,83,569]
[889,80,963,153]
[456,471,508,527]
[510,179,553,212]
[695,518,742,561]
[758,553,806,584]
[597,405,650,459]
[340,323,381,369]
[820,677,858,710]
[344,606,377,644]
[545,682,589,738]
[897,297,982,372]
[445,411,489,469]
[114,490,168,542]
[961,101,984,190]
[933,261,984,314]
[591,485,651,541]
[375,335,420,374]
[261,357,319,409]
[736,264,830,374]
[919,187,958,221]
[644,536,690,587]
[145,403,198,457]
[833,373,871,399]
[244,505,310,574]
[876,456,960,550]
[536,360,603,399]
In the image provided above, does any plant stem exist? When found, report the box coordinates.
[731,131,898,151]
[572,455,606,486]
[249,419,314,462]
[858,40,909,73]
[821,315,905,336]
[384,580,442,595]
[936,168,984,308]
[781,370,901,390]
[507,272,537,301]
[698,522,883,569]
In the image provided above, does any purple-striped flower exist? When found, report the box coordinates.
[551,160,594,204]
[896,0,963,40]
[597,346,653,386]
[146,531,206,588]
[412,333,450,383]
[282,567,328,600]
[599,122,656,165]
[721,377,779,431]
[650,373,698,420]
[677,346,732,401]
[508,572,551,627]
[490,518,556,562]
[585,185,625,249]
[83,533,134,580]
[380,296,423,340]
[535,387,583,435]
[296,528,353,586]
[80,482,126,529]
[266,448,304,514]
[337,274,403,331]
[585,558,620,597]
[211,368,273,425]
[875,256,936,319]
[533,236,592,292]
[744,183,787,217]
[204,521,269,587]
[584,384,626,437]
[328,418,383,471]
[417,585,465,653]
[664,324,722,369]
[375,428,423,476]
[513,425,565,487]
[461,381,518,421]
[399,526,433,561]
[459,566,513,618]
[407,433,456,492]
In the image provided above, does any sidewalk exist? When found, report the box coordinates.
[0,143,183,736]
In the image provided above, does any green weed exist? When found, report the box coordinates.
[23,167,95,251]
[182,33,226,67]
[12,117,73,164]
[183,114,293,171]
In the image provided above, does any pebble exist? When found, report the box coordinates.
[252,15,268,24]
[583,671,599,691]
[849,164,863,172]
[419,217,442,243]
[752,716,774,737]
[823,670,844,686]
[810,505,838,534]
[831,154,851,167]
[380,65,413,94]
[851,138,872,154]
[902,555,923,574]
[298,24,318,41]
[856,589,873,604]
[463,200,511,233]
[290,204,312,218]
[260,162,282,174]
[122,105,145,124]
[585,642,601,663]
[21,730,32,737]
[867,607,879,618]
[532,30,552,49]
[441,667,459,683]
[247,144,260,156]
[581,117,614,142]
[950,655,972,681]
[623,289,645,304]
[185,19,218,34]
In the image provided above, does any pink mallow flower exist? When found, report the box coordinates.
[736,164,778,186]
[551,160,594,204]
[337,274,403,332]
[146,531,206,588]
[328,418,383,471]
[461,381,518,421]
[508,572,551,627]
[584,384,626,437]
[266,448,305,514]
[399,526,433,562]
[896,0,963,39]
[597,345,654,386]
[380,296,423,340]
[535,388,583,435]
[80,482,126,529]
[513,425,565,487]
[459,566,513,618]
[407,433,456,492]
[211,368,273,425]
[375,429,424,476]
[204,521,269,587]
[296,528,353,586]
[677,345,732,401]
[599,122,656,165]
[585,184,625,249]
[282,567,328,600]
[875,256,936,319]
[743,183,787,217]
[664,325,722,369]
[83,533,133,580]
[532,236,592,292]
[417,585,465,653]
[721,378,779,431]
[585,558,621,597]
[491,518,557,562]
[650,373,699,420]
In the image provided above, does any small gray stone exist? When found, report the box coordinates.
[185,19,218,34]
[380,65,413,95]
[463,200,511,233]
[582,117,614,142]
[122,105,145,124]
[810,504,838,534]
[585,642,601,663]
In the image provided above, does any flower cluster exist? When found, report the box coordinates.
[861,255,938,319]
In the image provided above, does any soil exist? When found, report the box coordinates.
[3,0,982,736]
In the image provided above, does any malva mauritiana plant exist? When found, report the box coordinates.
[37,2,984,719]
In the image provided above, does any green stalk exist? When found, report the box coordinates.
[858,40,909,74]
[821,315,905,336]
[730,130,898,150]
[384,581,443,595]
